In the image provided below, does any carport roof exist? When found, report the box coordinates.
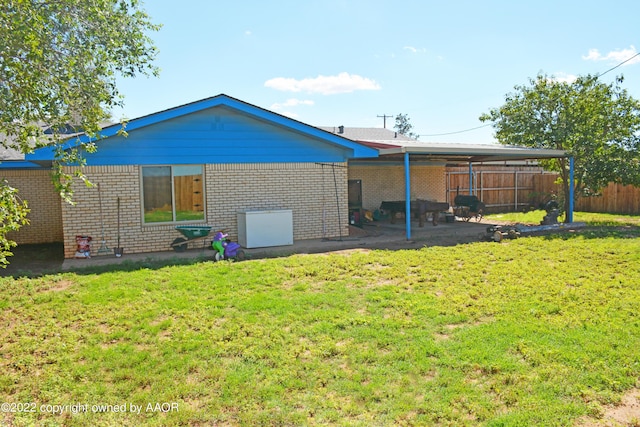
[319,127,568,163]
[356,141,567,163]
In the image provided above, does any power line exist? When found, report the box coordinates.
[418,51,640,138]
[419,123,491,137]
[597,52,640,78]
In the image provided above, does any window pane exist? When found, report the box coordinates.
[142,166,173,223]
[174,165,204,221]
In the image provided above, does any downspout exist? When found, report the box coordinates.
[567,156,574,223]
[404,151,411,240]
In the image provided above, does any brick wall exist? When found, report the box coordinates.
[2,169,63,244]
[348,164,447,211]
[206,163,348,242]
[60,163,348,258]
[60,165,140,258]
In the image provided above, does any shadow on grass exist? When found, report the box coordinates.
[0,242,65,279]
[67,255,219,276]
[3,224,638,278]
[0,242,219,278]
[539,224,640,241]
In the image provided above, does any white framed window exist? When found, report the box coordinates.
[141,165,205,223]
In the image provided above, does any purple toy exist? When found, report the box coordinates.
[212,231,245,261]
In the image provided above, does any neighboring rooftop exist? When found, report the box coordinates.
[318,126,416,144]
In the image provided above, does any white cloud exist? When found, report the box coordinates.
[270,98,314,111]
[264,72,381,95]
[244,30,252,36]
[582,45,640,65]
[551,72,578,83]
[403,46,426,54]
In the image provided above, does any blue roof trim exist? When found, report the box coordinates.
[25,94,379,162]
[0,160,47,169]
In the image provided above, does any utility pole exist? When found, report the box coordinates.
[377,114,394,128]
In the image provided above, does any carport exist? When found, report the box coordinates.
[370,143,570,240]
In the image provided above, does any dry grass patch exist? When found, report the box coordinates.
[577,388,640,427]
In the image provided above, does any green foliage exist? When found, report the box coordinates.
[480,74,640,214]
[0,0,160,154]
[2,227,640,425]
[0,0,159,257]
[394,113,419,139]
[0,180,29,267]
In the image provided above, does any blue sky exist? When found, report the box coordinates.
[112,0,640,144]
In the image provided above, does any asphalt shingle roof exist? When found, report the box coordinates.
[317,126,416,143]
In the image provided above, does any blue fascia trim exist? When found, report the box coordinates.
[26,94,379,161]
[0,160,47,169]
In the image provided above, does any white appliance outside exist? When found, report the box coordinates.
[237,209,293,248]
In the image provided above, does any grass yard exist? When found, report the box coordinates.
[1,214,639,426]
[486,210,640,228]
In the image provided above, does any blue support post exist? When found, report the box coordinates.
[404,152,411,240]
[468,163,473,195]
[567,156,574,223]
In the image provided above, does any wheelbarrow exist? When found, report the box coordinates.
[171,225,213,252]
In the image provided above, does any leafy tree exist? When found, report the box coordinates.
[0,181,29,266]
[394,113,419,139]
[480,73,640,219]
[0,0,160,265]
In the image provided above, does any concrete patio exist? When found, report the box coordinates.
[60,218,493,271]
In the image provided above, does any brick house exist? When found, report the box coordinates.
[2,95,378,258]
[1,94,569,257]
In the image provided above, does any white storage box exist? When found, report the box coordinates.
[237,209,293,248]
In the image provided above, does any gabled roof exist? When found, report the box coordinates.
[25,94,379,163]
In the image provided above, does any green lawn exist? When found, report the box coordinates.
[1,214,639,426]
[486,210,640,227]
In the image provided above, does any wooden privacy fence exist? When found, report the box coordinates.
[576,183,640,214]
[446,167,640,214]
[446,167,558,213]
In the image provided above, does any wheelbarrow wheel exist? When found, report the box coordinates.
[172,237,188,252]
